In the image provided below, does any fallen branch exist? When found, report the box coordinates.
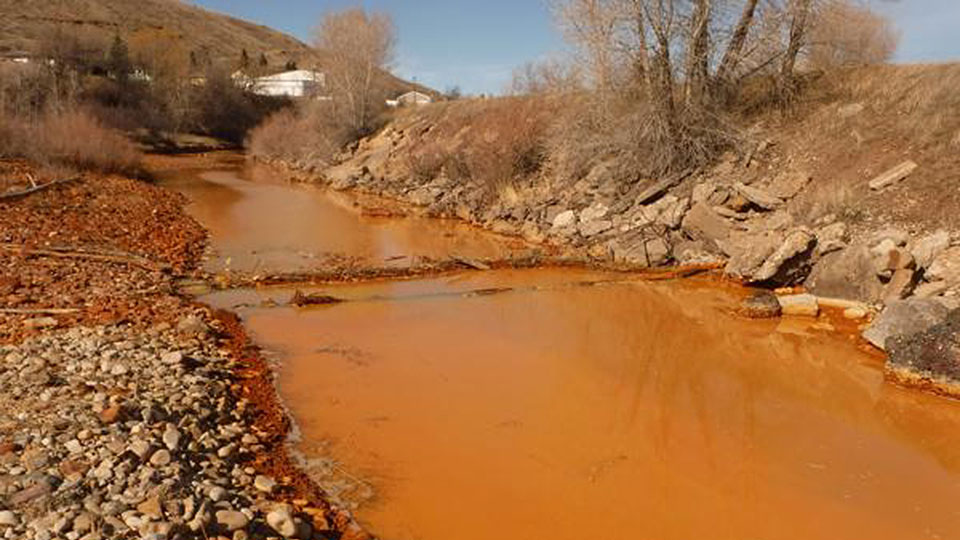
[0,176,79,201]
[0,308,80,315]
[0,243,170,272]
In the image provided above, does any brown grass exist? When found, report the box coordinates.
[0,108,143,176]
[396,97,558,195]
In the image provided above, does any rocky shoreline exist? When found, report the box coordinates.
[0,165,372,540]
[259,123,960,398]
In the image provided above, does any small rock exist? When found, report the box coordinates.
[209,486,228,502]
[266,506,297,538]
[738,291,782,319]
[578,201,609,223]
[844,307,869,320]
[778,294,820,317]
[99,405,123,424]
[578,219,613,237]
[0,511,18,527]
[682,202,731,243]
[551,210,576,229]
[215,510,249,532]
[149,449,171,467]
[162,426,181,451]
[911,231,950,269]
[254,475,277,494]
[734,182,783,210]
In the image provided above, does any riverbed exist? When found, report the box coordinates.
[160,154,960,540]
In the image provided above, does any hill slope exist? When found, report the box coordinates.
[0,0,428,96]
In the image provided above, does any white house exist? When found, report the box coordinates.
[393,91,433,107]
[250,70,325,98]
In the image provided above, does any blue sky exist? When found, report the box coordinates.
[192,0,959,95]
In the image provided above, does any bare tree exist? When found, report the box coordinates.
[312,8,395,135]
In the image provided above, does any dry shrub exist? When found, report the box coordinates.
[398,97,556,195]
[246,102,353,165]
[547,93,740,185]
[0,108,143,176]
[33,110,143,175]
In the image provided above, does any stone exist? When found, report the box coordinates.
[99,405,123,424]
[691,182,717,204]
[8,479,53,505]
[886,309,960,388]
[215,510,249,532]
[657,197,690,229]
[870,228,910,248]
[149,449,171,467]
[843,307,869,320]
[765,172,811,200]
[805,246,885,304]
[738,291,782,319]
[266,506,297,538]
[682,202,731,243]
[137,496,163,519]
[751,228,817,285]
[722,232,780,279]
[578,220,613,237]
[253,475,277,494]
[578,201,609,223]
[610,237,670,267]
[551,210,576,229]
[0,511,18,527]
[177,315,209,337]
[915,281,949,299]
[883,267,917,303]
[868,160,918,190]
[734,182,783,210]
[162,426,180,451]
[910,231,951,270]
[778,294,820,317]
[815,222,847,257]
[209,486,228,502]
[927,247,960,288]
[862,298,950,350]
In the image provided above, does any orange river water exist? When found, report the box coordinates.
[163,154,960,540]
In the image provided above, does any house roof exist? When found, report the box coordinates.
[256,69,323,82]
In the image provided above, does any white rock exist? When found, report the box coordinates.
[778,294,820,317]
[551,210,576,229]
[0,511,18,527]
[254,475,277,494]
[266,507,297,538]
[162,426,181,451]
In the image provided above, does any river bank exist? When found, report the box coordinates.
[0,159,371,540]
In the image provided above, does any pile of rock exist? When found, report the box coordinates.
[0,317,352,540]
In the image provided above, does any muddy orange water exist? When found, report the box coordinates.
[175,156,960,540]
[155,154,528,274]
[204,270,960,540]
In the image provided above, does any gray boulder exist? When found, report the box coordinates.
[805,245,885,303]
[887,309,960,389]
[927,246,960,288]
[862,298,950,350]
[910,231,950,270]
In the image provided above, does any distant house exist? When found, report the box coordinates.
[0,51,31,65]
[393,91,433,107]
[249,69,325,98]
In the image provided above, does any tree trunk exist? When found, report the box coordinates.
[716,0,759,83]
[780,0,813,88]
[683,0,712,109]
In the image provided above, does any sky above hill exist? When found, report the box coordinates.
[192,0,960,96]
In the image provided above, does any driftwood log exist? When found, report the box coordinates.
[0,243,170,272]
[0,177,79,201]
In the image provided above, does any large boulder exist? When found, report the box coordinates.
[862,298,950,350]
[724,228,816,285]
[734,182,783,210]
[886,309,960,392]
[805,245,885,303]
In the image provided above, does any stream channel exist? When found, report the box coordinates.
[158,153,960,540]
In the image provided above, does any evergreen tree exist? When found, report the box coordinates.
[107,34,131,82]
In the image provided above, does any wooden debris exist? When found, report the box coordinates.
[868,161,918,191]
[0,176,79,200]
[290,290,344,307]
